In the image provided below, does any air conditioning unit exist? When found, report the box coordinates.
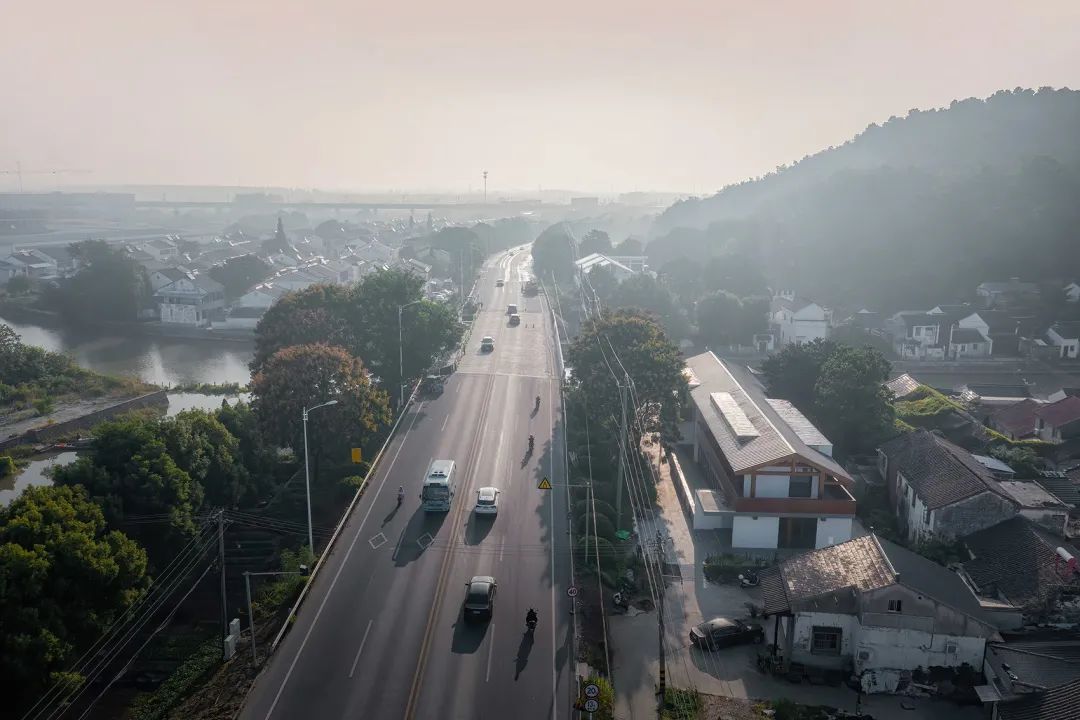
[857,650,871,661]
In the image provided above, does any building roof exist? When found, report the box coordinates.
[987,641,1080,695]
[575,252,634,276]
[227,305,265,319]
[685,352,850,479]
[886,373,921,400]
[154,267,190,282]
[878,430,1008,510]
[1049,321,1080,340]
[33,245,73,264]
[1036,396,1080,429]
[762,534,987,622]
[900,313,941,328]
[951,327,989,344]
[997,481,1068,510]
[973,454,1017,476]
[978,280,1040,294]
[192,275,224,293]
[966,384,1031,399]
[997,676,1080,720]
[771,294,821,314]
[963,517,1078,611]
[766,399,831,450]
[990,399,1042,439]
[1034,478,1080,509]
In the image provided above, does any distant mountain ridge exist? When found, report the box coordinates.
[656,87,1080,232]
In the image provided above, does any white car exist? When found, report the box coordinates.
[475,487,500,516]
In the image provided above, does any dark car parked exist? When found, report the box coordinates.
[464,576,497,620]
[689,617,764,650]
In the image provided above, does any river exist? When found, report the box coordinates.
[0,315,254,386]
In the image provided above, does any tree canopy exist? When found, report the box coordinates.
[251,284,354,374]
[566,309,687,435]
[580,229,613,256]
[531,223,577,284]
[608,274,689,340]
[207,254,273,300]
[0,485,148,712]
[44,240,150,322]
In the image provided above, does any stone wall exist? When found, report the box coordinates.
[0,390,169,450]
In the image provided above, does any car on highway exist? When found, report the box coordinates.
[474,486,500,515]
[506,303,518,315]
[689,617,764,650]
[509,313,521,326]
[480,336,495,352]
[496,278,505,287]
[464,576,497,620]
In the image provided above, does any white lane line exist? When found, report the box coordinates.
[485,621,497,683]
[348,620,373,678]
[261,406,424,720]
[498,537,506,563]
[441,414,450,431]
[547,377,557,720]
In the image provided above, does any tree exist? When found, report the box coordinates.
[613,237,643,256]
[701,251,768,297]
[46,240,150,322]
[586,266,620,303]
[430,226,484,282]
[609,274,689,340]
[738,295,770,339]
[52,416,204,568]
[658,257,704,305]
[214,401,280,500]
[207,254,273,300]
[566,309,687,435]
[251,284,354,374]
[0,485,148,713]
[696,290,743,346]
[531,223,577,284]
[580,229,612,256]
[250,344,391,477]
[5,274,32,296]
[162,410,248,507]
[813,345,895,455]
[761,339,840,413]
[988,443,1040,477]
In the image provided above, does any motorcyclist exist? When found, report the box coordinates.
[534,395,541,410]
[397,486,405,505]
[528,434,535,452]
[525,608,538,627]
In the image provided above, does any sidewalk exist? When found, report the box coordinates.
[608,443,981,720]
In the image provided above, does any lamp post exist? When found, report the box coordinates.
[302,399,338,556]
[398,300,423,407]
[244,567,308,663]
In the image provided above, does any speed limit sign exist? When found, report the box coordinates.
[584,699,599,712]
[566,586,579,598]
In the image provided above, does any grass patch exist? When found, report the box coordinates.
[894,385,966,428]
[662,687,703,719]
[128,638,219,720]
[169,382,248,395]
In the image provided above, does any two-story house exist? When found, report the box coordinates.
[877,430,1017,543]
[685,352,856,550]
[769,292,831,347]
[0,249,58,283]
[141,237,180,262]
[156,275,226,326]
[760,533,1001,691]
[1046,321,1080,360]
[888,308,994,359]
[1065,281,1080,304]
[149,267,191,293]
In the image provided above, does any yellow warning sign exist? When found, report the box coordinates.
[537,477,552,490]
[351,448,362,464]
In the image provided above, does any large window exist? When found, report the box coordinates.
[789,475,813,498]
[811,626,841,655]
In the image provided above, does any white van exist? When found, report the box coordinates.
[507,303,518,315]
[421,459,456,512]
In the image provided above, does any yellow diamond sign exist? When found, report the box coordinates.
[537,477,552,490]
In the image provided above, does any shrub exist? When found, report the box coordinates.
[0,456,16,478]
[34,397,55,416]
[128,639,219,720]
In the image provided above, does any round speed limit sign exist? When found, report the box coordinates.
[566,586,579,598]
[584,699,599,712]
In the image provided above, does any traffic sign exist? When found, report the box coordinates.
[584,699,599,712]
[537,477,552,490]
[351,448,362,464]
[584,683,599,698]
[566,586,579,598]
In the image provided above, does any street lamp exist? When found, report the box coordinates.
[398,300,423,407]
[302,399,338,556]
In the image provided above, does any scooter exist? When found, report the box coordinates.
[528,434,535,454]
[738,570,760,588]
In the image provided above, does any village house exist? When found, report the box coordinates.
[149,267,191,293]
[575,252,637,282]
[769,292,832,347]
[976,279,1041,310]
[759,533,1001,692]
[886,308,995,359]
[140,237,180,262]
[0,249,58,282]
[156,275,226,326]
[877,430,1017,543]
[988,399,1044,441]
[1035,395,1080,443]
[1064,281,1080,304]
[32,245,80,277]
[985,643,1080,720]
[1045,321,1080,360]
[684,352,856,550]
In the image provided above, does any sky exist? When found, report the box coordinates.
[3,0,1079,195]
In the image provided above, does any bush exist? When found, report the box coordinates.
[579,676,615,720]
[0,456,16,478]
[576,511,617,541]
[33,397,55,416]
[128,639,219,720]
[575,536,620,573]
[661,687,702,719]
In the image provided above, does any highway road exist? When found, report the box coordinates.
[240,248,576,720]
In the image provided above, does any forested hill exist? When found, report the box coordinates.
[649,88,1080,310]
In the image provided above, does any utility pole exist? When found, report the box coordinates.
[655,533,667,716]
[614,378,629,524]
[482,171,488,202]
[218,509,228,659]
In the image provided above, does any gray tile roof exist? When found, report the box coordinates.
[997,481,1068,510]
[964,517,1078,611]
[998,676,1080,720]
[878,430,1008,510]
[951,327,989,344]
[886,373,921,400]
[1034,478,1080,509]
[685,352,850,479]
[988,641,1080,693]
[878,538,987,621]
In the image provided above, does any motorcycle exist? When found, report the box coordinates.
[738,570,760,588]
[528,434,535,453]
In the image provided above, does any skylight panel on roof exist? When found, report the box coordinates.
[711,392,759,440]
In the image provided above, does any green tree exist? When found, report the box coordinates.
[609,274,689,340]
[214,401,280,499]
[52,416,204,568]
[696,290,743,346]
[761,339,840,412]
[207,254,273,300]
[813,345,895,455]
[988,444,1040,477]
[658,257,704,305]
[251,284,354,374]
[162,410,248,507]
[613,237,644,256]
[250,344,391,477]
[701,251,768,297]
[566,309,688,435]
[0,485,148,713]
[46,240,150,322]
[738,295,770,339]
[580,229,613,256]
[430,226,484,283]
[586,266,620,303]
[5,274,32,296]
[531,223,577,284]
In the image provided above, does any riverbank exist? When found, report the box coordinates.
[0,300,255,343]
[0,390,170,451]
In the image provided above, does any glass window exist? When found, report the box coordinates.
[888,599,902,613]
[811,626,841,655]
[789,475,813,498]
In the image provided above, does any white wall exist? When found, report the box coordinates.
[732,516,779,548]
[160,303,199,325]
[855,626,985,673]
[788,612,858,669]
[815,518,852,549]
[754,476,790,498]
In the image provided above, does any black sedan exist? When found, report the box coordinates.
[689,617,764,650]
[464,576,497,620]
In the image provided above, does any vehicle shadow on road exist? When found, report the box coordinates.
[393,512,447,567]
[465,514,495,546]
[514,631,534,679]
[451,612,489,655]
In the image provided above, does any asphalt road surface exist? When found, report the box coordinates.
[240,249,576,720]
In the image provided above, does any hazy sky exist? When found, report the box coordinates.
[3,1,1079,194]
